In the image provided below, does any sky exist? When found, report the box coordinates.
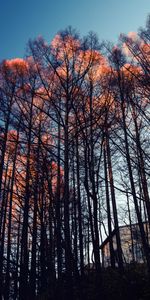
[0,0,150,61]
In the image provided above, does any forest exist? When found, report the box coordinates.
[0,15,150,300]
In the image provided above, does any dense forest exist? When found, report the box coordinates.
[0,15,150,300]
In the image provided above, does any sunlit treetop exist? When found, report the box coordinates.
[120,63,142,78]
[121,31,150,62]
[4,130,19,154]
[33,87,49,108]
[51,34,80,61]
[3,58,28,74]
[141,43,150,54]
[75,49,108,81]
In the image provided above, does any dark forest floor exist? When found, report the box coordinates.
[36,264,150,300]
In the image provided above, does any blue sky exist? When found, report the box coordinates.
[0,0,150,61]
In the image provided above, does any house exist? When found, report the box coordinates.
[100,222,150,268]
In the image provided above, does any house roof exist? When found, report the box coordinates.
[99,221,149,250]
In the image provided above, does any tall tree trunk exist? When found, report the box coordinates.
[5,124,20,299]
[132,104,150,227]
[75,133,84,275]
[0,174,11,299]
[120,93,150,272]
[29,121,41,298]
[56,117,62,279]
[19,95,34,299]
[104,144,115,268]
[106,130,124,272]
